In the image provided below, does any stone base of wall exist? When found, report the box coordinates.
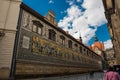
[15,61,90,79]
[0,68,10,79]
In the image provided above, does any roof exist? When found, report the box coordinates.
[89,41,104,52]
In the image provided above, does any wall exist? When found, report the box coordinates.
[0,0,21,79]
[102,0,120,65]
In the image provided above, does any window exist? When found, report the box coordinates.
[87,50,89,56]
[84,48,86,55]
[79,46,82,53]
[32,24,37,32]
[32,20,43,35]
[48,29,56,41]
[38,27,42,35]
[68,40,72,48]
[74,44,78,51]
[75,44,78,47]
[60,35,65,45]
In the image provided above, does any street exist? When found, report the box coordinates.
[20,72,104,80]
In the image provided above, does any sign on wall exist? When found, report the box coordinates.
[22,36,30,49]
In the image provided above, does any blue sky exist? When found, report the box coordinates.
[22,0,112,49]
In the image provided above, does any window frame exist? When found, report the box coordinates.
[68,40,72,49]
[32,20,43,35]
[48,29,56,41]
[60,35,65,45]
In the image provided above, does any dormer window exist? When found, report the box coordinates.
[48,29,56,41]
[45,10,57,25]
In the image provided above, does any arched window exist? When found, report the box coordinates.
[74,44,78,51]
[79,46,82,53]
[60,35,65,45]
[68,40,72,48]
[83,48,86,55]
[48,29,56,41]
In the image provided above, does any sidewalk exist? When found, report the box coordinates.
[20,72,105,80]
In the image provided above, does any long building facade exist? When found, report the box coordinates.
[102,0,120,65]
[0,2,102,79]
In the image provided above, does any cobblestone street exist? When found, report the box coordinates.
[21,72,104,80]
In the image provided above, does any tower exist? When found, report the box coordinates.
[94,35,98,42]
[79,31,82,43]
[91,35,104,56]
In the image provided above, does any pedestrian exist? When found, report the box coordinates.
[89,71,94,78]
[105,66,120,80]
[116,67,120,75]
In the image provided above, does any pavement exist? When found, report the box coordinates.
[19,72,105,80]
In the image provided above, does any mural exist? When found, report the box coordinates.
[31,36,81,62]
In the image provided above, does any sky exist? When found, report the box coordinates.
[22,0,113,50]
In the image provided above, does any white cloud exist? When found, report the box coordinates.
[58,0,107,45]
[66,0,75,5]
[58,5,82,32]
[67,0,82,4]
[49,0,54,4]
[67,5,82,17]
[104,39,113,50]
[77,0,82,2]
[82,0,107,27]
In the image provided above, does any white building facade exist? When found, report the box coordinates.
[0,0,21,79]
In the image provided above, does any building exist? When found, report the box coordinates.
[0,2,102,79]
[89,35,108,69]
[0,0,22,79]
[105,48,116,66]
[14,3,102,78]
[102,0,120,65]
[89,35,104,57]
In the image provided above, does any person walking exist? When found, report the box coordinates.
[116,67,120,75]
[105,66,120,80]
[89,71,94,78]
